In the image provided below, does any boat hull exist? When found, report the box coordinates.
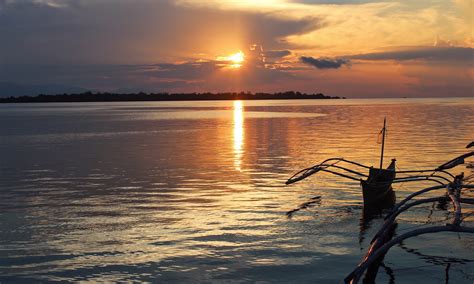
[361,160,396,213]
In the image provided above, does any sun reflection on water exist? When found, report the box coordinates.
[233,101,244,171]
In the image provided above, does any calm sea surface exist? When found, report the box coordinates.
[1,98,473,283]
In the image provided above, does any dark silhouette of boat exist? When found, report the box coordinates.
[286,118,397,212]
[285,122,474,215]
[360,159,396,213]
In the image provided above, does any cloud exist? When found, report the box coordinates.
[2,0,69,9]
[350,46,474,62]
[292,0,387,4]
[0,81,88,97]
[0,0,471,98]
[263,50,292,58]
[0,55,295,93]
[300,56,350,69]
[0,0,324,65]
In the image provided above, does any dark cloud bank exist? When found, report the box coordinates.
[300,56,350,69]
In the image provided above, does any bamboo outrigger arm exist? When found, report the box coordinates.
[387,166,457,186]
[285,158,371,185]
[371,193,474,245]
[285,152,468,186]
[345,175,473,284]
[371,179,473,243]
[436,151,474,170]
[391,174,452,185]
[396,168,455,179]
[345,226,474,284]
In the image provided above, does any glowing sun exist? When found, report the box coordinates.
[228,51,244,64]
[225,51,245,68]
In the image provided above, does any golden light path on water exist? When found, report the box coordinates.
[233,100,244,171]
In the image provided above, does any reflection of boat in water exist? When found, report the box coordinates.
[286,118,397,213]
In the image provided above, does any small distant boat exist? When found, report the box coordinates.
[286,118,396,213]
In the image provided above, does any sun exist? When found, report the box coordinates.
[224,51,245,68]
[216,51,246,68]
[228,51,245,64]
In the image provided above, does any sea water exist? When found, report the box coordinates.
[1,98,473,283]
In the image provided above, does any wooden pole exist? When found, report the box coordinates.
[379,118,386,169]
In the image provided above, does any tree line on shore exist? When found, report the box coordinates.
[0,91,344,103]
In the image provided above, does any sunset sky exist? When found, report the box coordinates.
[0,0,472,97]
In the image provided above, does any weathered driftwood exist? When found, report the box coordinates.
[345,174,473,284]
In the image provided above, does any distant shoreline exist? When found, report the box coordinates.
[0,91,344,103]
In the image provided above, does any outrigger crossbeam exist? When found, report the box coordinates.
[285,158,371,185]
[286,151,472,188]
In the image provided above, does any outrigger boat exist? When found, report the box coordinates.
[285,121,470,213]
[286,118,397,213]
[285,131,474,282]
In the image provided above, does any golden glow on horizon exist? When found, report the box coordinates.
[233,101,244,171]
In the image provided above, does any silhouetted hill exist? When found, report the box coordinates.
[0,91,344,103]
[0,82,89,97]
